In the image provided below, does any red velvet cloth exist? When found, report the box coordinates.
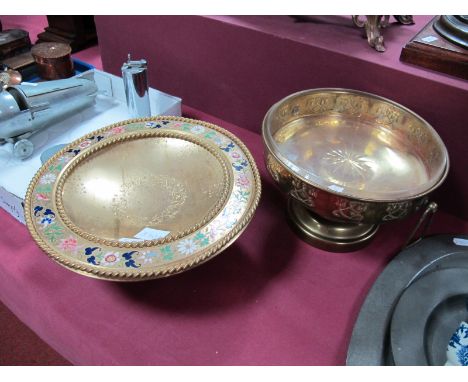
[0,301,71,365]
[0,106,467,365]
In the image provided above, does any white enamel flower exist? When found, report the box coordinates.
[58,155,72,163]
[206,223,224,241]
[40,173,57,185]
[138,251,157,264]
[177,238,197,255]
[191,125,205,134]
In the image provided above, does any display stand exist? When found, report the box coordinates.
[400,16,468,80]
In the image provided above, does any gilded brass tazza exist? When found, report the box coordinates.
[25,117,261,281]
[263,89,448,251]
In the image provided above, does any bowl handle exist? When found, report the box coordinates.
[403,202,438,249]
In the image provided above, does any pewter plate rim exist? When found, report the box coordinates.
[390,267,468,366]
[346,234,468,366]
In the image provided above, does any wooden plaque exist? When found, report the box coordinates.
[400,16,468,80]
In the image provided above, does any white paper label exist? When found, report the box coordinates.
[119,237,144,243]
[134,227,170,241]
[422,36,438,43]
[453,238,468,247]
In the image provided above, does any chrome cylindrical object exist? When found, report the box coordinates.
[0,71,98,159]
[121,55,151,118]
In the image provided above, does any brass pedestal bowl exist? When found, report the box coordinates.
[262,89,449,252]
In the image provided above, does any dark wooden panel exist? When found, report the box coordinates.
[37,16,97,52]
[400,16,468,80]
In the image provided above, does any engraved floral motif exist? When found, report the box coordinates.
[266,155,281,183]
[373,103,401,126]
[382,201,411,221]
[408,123,429,146]
[332,199,367,222]
[111,174,187,227]
[305,95,336,114]
[426,148,441,169]
[291,105,300,116]
[289,178,318,208]
[335,95,369,115]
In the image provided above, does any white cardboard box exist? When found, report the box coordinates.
[0,69,182,224]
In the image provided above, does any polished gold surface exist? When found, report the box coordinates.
[263,88,449,251]
[25,117,261,281]
[288,199,379,252]
[58,130,231,246]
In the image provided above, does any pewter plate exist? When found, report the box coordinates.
[346,235,468,365]
[390,268,468,366]
[25,117,261,281]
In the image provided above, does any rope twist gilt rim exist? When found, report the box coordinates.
[54,129,233,249]
[24,116,262,281]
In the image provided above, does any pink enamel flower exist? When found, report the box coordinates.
[36,193,49,201]
[111,126,125,134]
[59,236,78,252]
[236,174,250,187]
[230,151,241,159]
[78,140,92,149]
[101,252,120,266]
